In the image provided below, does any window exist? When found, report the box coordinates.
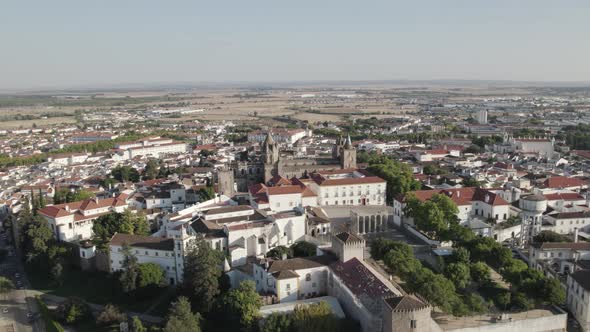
[145,251,149,255]
[286,284,291,290]
[155,252,159,256]
[312,282,317,288]
[306,273,311,281]
[410,320,417,329]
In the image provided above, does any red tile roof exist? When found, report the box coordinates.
[543,176,586,189]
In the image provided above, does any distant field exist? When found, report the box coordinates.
[0,116,77,130]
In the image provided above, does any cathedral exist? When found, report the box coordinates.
[229,132,357,192]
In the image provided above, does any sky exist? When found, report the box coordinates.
[1,0,589,90]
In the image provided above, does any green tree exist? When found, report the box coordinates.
[540,277,566,305]
[444,262,470,289]
[92,211,150,242]
[56,297,90,324]
[266,246,292,260]
[143,160,160,180]
[383,249,421,279]
[450,247,470,264]
[292,241,317,257]
[470,262,491,285]
[97,304,126,326]
[112,165,140,182]
[220,280,263,331]
[137,263,166,288]
[197,186,216,201]
[370,238,412,260]
[404,196,448,240]
[183,237,224,313]
[130,316,147,332]
[261,313,292,332]
[119,245,139,293]
[291,301,339,332]
[164,297,201,332]
[366,156,421,202]
[23,215,53,261]
[0,277,15,293]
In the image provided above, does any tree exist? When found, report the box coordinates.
[470,262,491,285]
[450,247,470,264]
[23,215,53,261]
[444,262,470,289]
[111,165,140,182]
[130,316,147,332]
[404,196,448,240]
[93,211,150,242]
[0,277,15,293]
[183,236,224,313]
[197,186,216,201]
[383,249,421,279]
[261,313,292,332]
[164,297,201,332]
[266,246,292,260]
[137,263,166,288]
[97,304,126,326]
[220,280,263,331]
[292,241,317,257]
[370,238,412,260]
[540,277,566,305]
[119,245,139,293]
[56,297,90,324]
[462,177,482,187]
[143,160,160,180]
[291,301,339,332]
[366,156,421,202]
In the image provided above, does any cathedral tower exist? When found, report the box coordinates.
[263,132,279,182]
[340,134,357,169]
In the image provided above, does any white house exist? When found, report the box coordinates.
[567,270,590,332]
[38,194,129,242]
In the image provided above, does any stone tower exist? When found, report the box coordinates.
[332,231,365,263]
[382,294,432,332]
[263,132,280,182]
[217,167,235,197]
[340,134,357,169]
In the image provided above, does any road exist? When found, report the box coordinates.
[0,225,43,332]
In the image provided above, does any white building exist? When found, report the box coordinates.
[309,169,386,207]
[477,109,488,124]
[38,194,129,242]
[567,270,590,332]
[109,233,183,285]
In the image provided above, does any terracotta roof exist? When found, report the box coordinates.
[110,233,174,251]
[272,270,300,280]
[330,257,393,299]
[544,193,585,201]
[532,242,590,250]
[384,294,429,312]
[543,176,586,189]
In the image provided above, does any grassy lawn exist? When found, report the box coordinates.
[28,266,170,314]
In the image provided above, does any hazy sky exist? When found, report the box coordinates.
[1,0,589,90]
